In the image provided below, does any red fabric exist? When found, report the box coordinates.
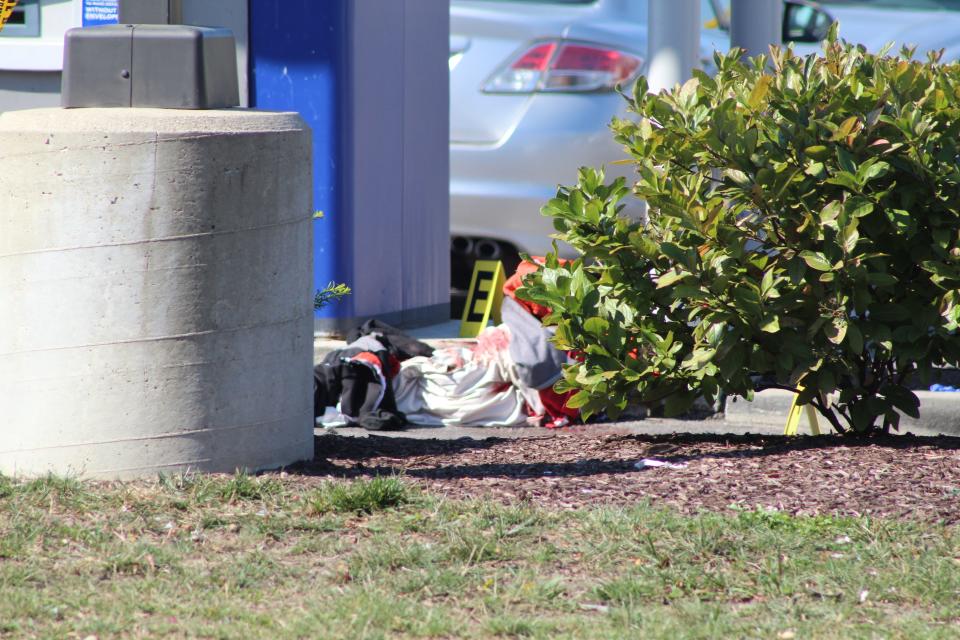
[502,258,553,320]
[492,382,513,394]
[350,352,401,379]
[504,258,581,428]
[539,387,579,418]
[386,354,401,379]
[538,350,584,428]
[351,352,383,374]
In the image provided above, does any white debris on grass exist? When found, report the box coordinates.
[634,458,688,470]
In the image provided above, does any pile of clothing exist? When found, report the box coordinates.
[314,261,579,430]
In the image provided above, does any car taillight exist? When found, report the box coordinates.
[483,41,642,94]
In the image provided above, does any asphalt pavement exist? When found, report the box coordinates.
[316,415,782,442]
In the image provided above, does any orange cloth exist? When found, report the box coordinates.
[502,258,554,320]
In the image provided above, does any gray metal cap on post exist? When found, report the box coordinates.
[61,0,238,109]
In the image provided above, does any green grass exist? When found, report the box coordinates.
[0,472,959,639]
[307,475,412,514]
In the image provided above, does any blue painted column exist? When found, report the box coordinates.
[249,0,450,333]
[249,0,350,326]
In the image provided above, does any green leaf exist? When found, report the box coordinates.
[747,75,773,109]
[718,344,746,379]
[760,315,781,333]
[837,146,857,173]
[826,172,860,191]
[639,118,654,140]
[724,169,751,187]
[846,323,864,354]
[819,201,842,224]
[826,20,839,42]
[565,390,592,410]
[629,232,660,259]
[656,269,688,289]
[786,257,806,283]
[850,401,877,432]
[870,304,910,322]
[825,316,847,345]
[859,160,890,183]
[882,385,920,419]
[584,199,602,224]
[866,272,897,287]
[800,251,832,271]
[663,391,695,417]
[732,285,763,315]
[805,161,826,177]
[679,77,700,107]
[840,221,859,253]
[831,116,860,142]
[584,317,609,336]
[817,368,837,394]
[761,268,775,297]
[845,197,874,218]
[569,190,586,217]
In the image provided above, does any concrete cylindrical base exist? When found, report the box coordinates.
[0,108,314,478]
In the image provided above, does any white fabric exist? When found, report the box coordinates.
[393,326,541,427]
[316,406,348,429]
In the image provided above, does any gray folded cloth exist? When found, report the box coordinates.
[501,296,566,390]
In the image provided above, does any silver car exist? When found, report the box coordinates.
[449,0,960,306]
[449,0,656,300]
[710,0,960,59]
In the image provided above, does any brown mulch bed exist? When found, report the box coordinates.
[294,429,960,523]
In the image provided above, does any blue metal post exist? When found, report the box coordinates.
[249,0,449,333]
[249,0,350,324]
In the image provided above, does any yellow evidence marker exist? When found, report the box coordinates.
[783,384,822,435]
[0,0,19,32]
[459,260,505,338]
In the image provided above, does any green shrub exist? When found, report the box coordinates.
[521,27,960,434]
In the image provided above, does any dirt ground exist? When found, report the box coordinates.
[296,428,960,523]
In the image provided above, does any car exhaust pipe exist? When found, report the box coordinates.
[451,236,474,256]
[474,239,501,260]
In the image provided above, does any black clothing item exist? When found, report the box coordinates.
[313,363,342,412]
[314,323,431,429]
[314,350,408,431]
[358,409,406,431]
[314,360,407,429]
[320,333,389,368]
[346,319,435,361]
[340,361,385,418]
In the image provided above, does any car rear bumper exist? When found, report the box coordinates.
[450,92,641,257]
